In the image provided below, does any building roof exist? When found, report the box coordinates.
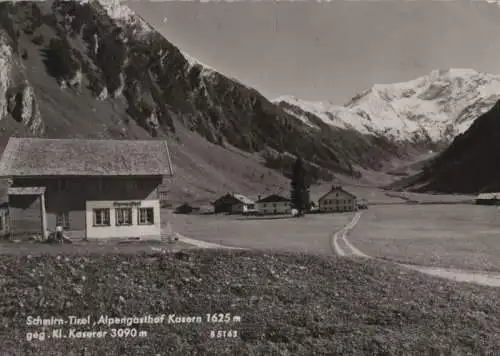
[8,187,46,195]
[318,185,357,201]
[0,138,174,177]
[212,193,254,206]
[477,193,500,199]
[257,194,290,203]
[232,193,254,205]
[211,194,232,205]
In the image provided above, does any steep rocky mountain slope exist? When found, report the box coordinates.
[391,99,500,194]
[0,0,420,203]
[275,69,500,147]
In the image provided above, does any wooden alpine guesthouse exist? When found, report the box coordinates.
[0,137,174,240]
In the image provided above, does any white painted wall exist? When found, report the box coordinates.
[256,201,291,215]
[231,203,256,214]
[85,200,161,239]
[319,190,357,212]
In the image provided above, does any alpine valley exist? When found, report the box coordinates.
[0,0,499,202]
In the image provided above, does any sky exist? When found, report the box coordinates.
[129,0,500,105]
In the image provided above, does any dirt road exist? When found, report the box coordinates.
[333,212,500,287]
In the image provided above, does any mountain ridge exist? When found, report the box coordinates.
[274,68,500,146]
[0,0,408,202]
[1,0,494,202]
[391,99,500,194]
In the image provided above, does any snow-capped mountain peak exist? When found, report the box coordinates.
[274,68,500,143]
[88,0,154,35]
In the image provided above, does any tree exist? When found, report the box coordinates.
[41,38,79,82]
[290,156,309,216]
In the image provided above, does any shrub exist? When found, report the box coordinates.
[0,5,20,54]
[95,34,127,94]
[41,37,80,82]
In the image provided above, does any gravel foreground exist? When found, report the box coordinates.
[2,250,500,355]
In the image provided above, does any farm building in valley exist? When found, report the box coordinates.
[174,203,201,214]
[0,138,173,240]
[211,193,255,214]
[475,193,500,205]
[255,194,291,215]
[318,186,358,213]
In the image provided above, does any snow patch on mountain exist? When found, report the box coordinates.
[92,0,153,35]
[279,107,318,129]
[0,37,13,120]
[275,69,500,143]
[182,51,217,75]
[0,34,44,134]
[181,50,249,89]
[17,84,43,133]
[86,0,248,90]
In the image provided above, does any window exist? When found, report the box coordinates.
[115,208,132,226]
[159,191,168,202]
[93,208,110,226]
[138,208,154,225]
[56,212,70,229]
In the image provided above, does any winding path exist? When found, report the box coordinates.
[332,212,500,287]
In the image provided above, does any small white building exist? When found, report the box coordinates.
[318,186,357,213]
[255,194,291,215]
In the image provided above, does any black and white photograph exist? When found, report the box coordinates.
[2,0,500,354]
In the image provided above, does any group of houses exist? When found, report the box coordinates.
[176,185,367,216]
[210,193,292,215]
[0,136,368,241]
[0,137,173,241]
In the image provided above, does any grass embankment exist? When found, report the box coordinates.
[2,250,500,355]
[0,240,196,256]
[350,205,500,272]
[166,213,351,255]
